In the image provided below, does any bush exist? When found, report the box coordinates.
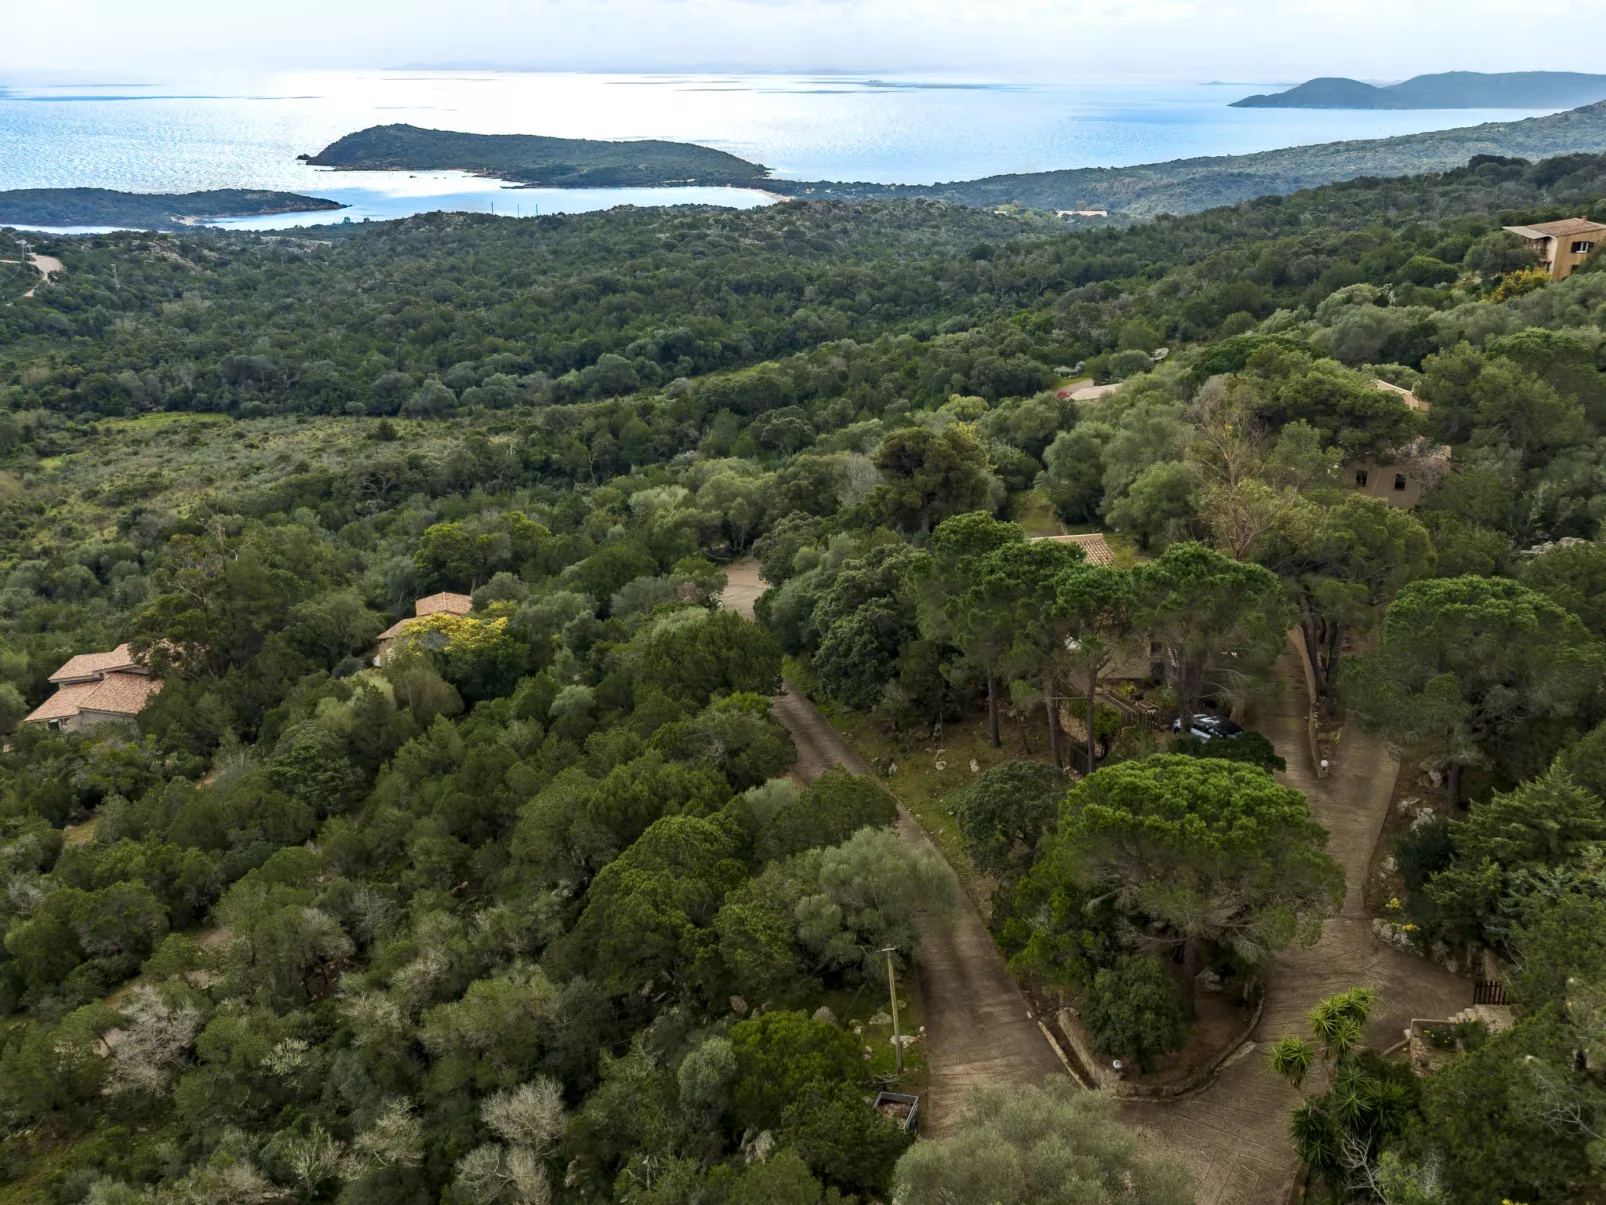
[1394,815,1454,891]
[759,767,898,862]
[1397,255,1458,287]
[955,760,1064,874]
[730,1011,861,1131]
[1108,349,1155,381]
[1169,729,1285,773]
[1083,953,1185,1072]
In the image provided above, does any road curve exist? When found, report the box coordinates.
[1116,647,1471,1204]
[722,560,1065,1136]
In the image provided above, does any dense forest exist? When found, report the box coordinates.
[2,146,1606,1204]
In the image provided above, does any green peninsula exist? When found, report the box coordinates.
[0,188,342,230]
[767,99,1606,215]
[301,123,771,187]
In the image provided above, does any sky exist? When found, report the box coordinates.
[3,0,1601,81]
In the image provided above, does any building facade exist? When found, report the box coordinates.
[1502,217,1604,281]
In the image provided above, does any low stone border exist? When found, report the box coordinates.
[1052,985,1266,1102]
[1286,629,1327,779]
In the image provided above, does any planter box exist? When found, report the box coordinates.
[874,1091,919,1134]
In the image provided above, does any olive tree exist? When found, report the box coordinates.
[892,1079,1191,1205]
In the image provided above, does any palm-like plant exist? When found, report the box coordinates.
[1269,1036,1317,1093]
[1307,987,1377,1064]
[1270,987,1416,1196]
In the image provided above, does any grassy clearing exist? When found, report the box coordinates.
[819,974,927,1095]
[1009,487,1064,537]
[785,658,1066,910]
[98,412,233,432]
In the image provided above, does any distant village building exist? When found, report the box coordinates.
[25,643,161,732]
[1501,217,1604,281]
[376,592,474,663]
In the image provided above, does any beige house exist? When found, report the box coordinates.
[1502,217,1604,281]
[1350,462,1428,508]
[1345,381,1446,510]
[376,592,474,663]
[25,643,161,732]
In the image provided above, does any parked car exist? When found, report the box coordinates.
[1171,713,1244,741]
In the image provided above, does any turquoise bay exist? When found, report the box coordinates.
[0,69,1567,228]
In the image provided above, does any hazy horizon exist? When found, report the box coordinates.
[4,0,1602,82]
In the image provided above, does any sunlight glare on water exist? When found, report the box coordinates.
[0,69,1566,226]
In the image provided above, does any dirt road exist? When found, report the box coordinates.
[722,560,1065,1136]
[1117,647,1470,1203]
[723,563,1466,1177]
[23,253,64,298]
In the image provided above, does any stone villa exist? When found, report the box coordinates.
[375,591,475,663]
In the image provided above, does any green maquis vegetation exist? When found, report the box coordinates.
[2,146,1606,1204]
[771,102,1606,216]
[0,191,342,231]
[302,125,770,189]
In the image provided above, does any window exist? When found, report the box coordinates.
[1394,473,1408,491]
[1355,468,1369,487]
[1575,240,1597,254]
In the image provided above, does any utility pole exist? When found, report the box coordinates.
[881,946,903,1073]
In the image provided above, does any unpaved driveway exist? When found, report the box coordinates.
[723,567,1467,1174]
[22,253,64,298]
[722,560,1066,1136]
[1117,646,1470,1204]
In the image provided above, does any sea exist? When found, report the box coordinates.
[0,69,1568,232]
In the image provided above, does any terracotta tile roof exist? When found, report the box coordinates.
[79,673,162,716]
[1372,378,1427,411]
[49,643,141,683]
[1525,217,1606,238]
[25,681,102,723]
[377,618,416,641]
[414,592,473,617]
[1028,532,1117,567]
[22,673,161,725]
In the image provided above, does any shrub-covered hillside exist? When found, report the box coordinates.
[1,150,1605,1204]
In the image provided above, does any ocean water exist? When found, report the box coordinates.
[0,69,1566,229]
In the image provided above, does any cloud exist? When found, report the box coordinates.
[1,0,1592,78]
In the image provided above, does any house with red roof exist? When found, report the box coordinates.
[25,643,162,732]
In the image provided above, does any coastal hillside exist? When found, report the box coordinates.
[0,188,341,230]
[1233,70,1606,110]
[1,145,1604,1204]
[771,99,1606,215]
[302,123,772,187]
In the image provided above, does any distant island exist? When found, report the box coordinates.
[301,124,772,188]
[0,188,342,230]
[1233,70,1606,110]
[767,99,1606,216]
